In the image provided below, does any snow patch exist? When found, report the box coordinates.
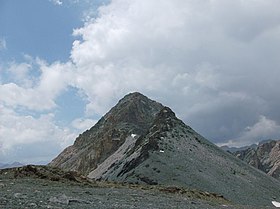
[272,201,280,207]
[131,134,137,138]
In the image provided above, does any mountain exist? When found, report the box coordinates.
[49,92,163,174]
[50,92,280,206]
[220,144,258,153]
[0,162,24,169]
[220,139,274,153]
[233,140,280,180]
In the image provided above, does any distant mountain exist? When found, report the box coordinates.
[259,139,274,145]
[50,92,280,206]
[220,144,258,153]
[232,140,280,180]
[0,162,24,169]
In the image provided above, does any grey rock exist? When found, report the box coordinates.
[49,193,91,206]
[233,140,280,179]
[0,197,8,205]
[29,202,38,207]
[14,193,28,199]
[49,194,70,205]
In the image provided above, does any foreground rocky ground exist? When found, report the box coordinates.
[0,165,276,209]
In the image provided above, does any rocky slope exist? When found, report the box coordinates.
[233,140,280,179]
[50,92,280,206]
[49,92,163,174]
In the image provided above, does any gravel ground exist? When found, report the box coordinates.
[0,166,276,209]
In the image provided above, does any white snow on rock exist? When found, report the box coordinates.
[272,201,280,207]
[131,134,137,138]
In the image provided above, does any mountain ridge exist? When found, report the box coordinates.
[232,139,280,180]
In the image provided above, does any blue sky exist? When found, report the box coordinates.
[0,0,81,62]
[1,0,280,164]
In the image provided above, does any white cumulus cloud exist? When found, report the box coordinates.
[0,60,74,111]
[0,104,77,163]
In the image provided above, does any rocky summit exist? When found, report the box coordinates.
[49,92,163,175]
[50,92,280,207]
[233,140,280,180]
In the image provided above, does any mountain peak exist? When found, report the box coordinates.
[116,92,151,108]
[122,91,146,100]
[114,92,161,112]
[50,92,164,174]
[99,92,164,135]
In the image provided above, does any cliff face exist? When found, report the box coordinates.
[233,140,280,179]
[49,92,163,175]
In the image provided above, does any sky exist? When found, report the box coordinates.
[1,0,280,164]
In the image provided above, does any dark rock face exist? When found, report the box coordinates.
[49,92,163,175]
[233,140,280,179]
[50,92,280,206]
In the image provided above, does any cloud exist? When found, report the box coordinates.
[50,0,63,6]
[71,118,97,131]
[0,60,74,111]
[0,104,77,163]
[0,58,79,163]
[0,38,6,50]
[218,116,280,147]
[4,62,33,87]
